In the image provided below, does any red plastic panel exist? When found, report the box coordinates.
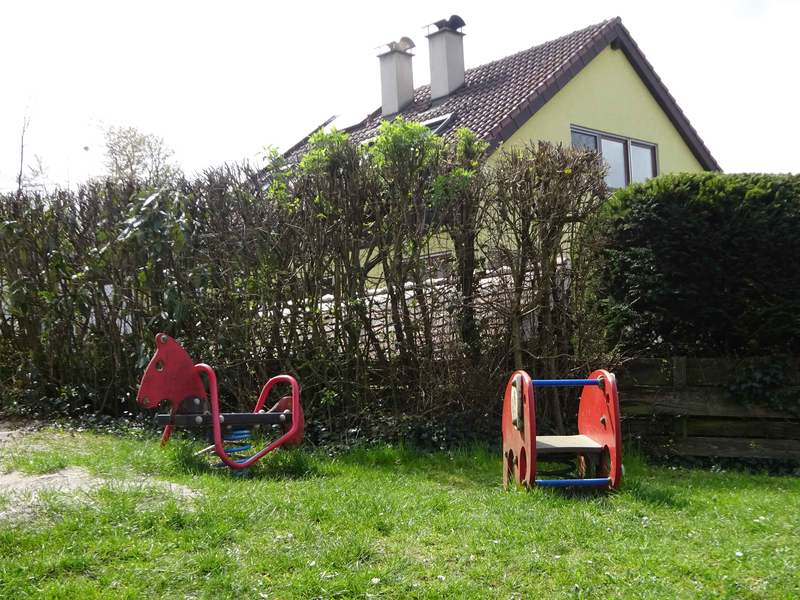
[268,396,305,449]
[501,370,536,489]
[577,370,622,488]
[136,333,305,467]
[137,333,208,414]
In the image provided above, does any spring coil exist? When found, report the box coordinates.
[212,429,253,470]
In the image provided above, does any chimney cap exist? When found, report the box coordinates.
[425,15,466,34]
[376,36,416,55]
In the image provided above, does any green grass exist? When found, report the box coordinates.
[0,428,798,599]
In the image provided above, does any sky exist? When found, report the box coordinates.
[1,0,798,192]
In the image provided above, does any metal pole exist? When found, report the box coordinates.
[529,379,600,386]
[535,478,612,487]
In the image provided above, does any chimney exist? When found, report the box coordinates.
[426,15,466,102]
[378,37,416,117]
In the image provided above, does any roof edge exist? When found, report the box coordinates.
[613,21,721,171]
[487,17,721,172]
[282,114,338,160]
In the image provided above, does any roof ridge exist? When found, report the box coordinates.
[465,17,618,77]
[343,18,619,136]
[486,17,621,144]
[285,16,719,171]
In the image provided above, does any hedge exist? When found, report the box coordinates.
[599,172,800,357]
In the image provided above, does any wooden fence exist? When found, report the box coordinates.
[616,357,800,460]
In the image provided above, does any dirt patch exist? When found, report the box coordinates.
[0,418,49,450]
[0,466,98,495]
[0,466,199,521]
[0,418,47,435]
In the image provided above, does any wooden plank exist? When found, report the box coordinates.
[686,417,800,440]
[536,435,602,454]
[619,386,793,419]
[616,359,672,387]
[622,417,673,437]
[619,357,800,387]
[675,357,800,386]
[646,436,800,460]
[686,357,735,386]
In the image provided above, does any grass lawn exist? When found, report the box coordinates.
[0,427,798,599]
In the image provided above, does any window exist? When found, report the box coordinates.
[571,126,657,188]
[419,113,456,135]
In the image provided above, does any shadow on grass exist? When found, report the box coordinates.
[337,444,426,469]
[338,443,499,489]
[247,449,328,481]
[621,479,690,509]
[164,439,328,481]
[501,453,693,508]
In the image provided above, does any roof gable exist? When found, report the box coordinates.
[286,18,719,171]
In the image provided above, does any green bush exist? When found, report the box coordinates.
[599,172,800,357]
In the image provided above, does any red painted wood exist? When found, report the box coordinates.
[577,370,622,488]
[501,370,536,489]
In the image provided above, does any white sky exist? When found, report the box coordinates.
[1,0,798,192]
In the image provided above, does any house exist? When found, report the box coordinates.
[286,16,720,189]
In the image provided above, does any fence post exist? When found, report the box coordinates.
[672,356,687,387]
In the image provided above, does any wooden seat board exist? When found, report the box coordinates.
[536,435,602,454]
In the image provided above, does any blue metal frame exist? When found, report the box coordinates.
[529,379,600,386]
[535,478,611,487]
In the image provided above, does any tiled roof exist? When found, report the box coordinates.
[285,17,720,171]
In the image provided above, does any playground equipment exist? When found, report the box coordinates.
[136,334,304,470]
[502,369,621,489]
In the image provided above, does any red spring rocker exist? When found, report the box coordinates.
[501,370,621,489]
[136,333,304,470]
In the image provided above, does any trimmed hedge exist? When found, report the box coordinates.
[600,172,800,357]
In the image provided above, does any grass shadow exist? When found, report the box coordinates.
[622,480,691,510]
[337,444,426,470]
[338,443,501,490]
[245,448,328,481]
[163,431,330,481]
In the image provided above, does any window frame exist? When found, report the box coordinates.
[570,125,659,187]
[420,112,456,135]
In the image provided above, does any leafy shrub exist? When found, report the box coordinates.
[1,127,611,437]
[599,172,800,357]
[723,355,799,416]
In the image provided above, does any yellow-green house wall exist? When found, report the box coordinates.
[366,46,707,279]
[490,45,705,175]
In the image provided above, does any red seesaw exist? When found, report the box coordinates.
[502,370,621,489]
[136,334,304,470]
